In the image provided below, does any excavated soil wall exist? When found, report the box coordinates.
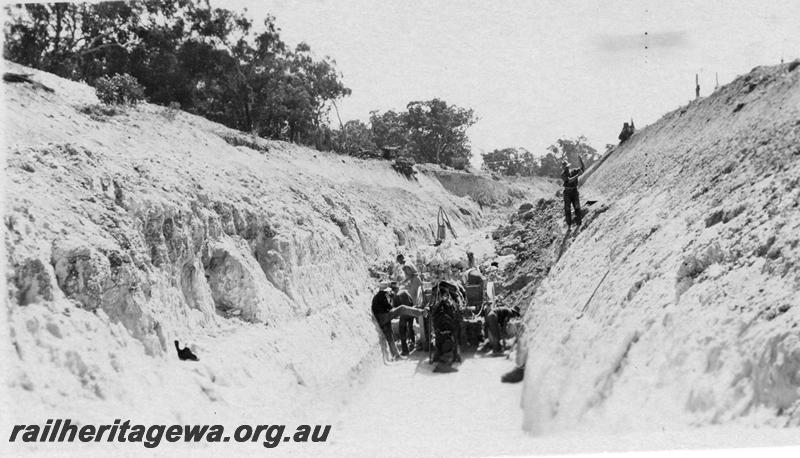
[520,61,800,434]
[2,61,554,427]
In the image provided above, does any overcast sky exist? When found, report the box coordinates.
[220,0,800,165]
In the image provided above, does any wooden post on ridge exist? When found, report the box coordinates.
[695,74,700,99]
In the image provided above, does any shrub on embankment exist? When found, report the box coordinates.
[94,73,146,106]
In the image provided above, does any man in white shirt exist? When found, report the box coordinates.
[401,264,427,349]
[392,254,407,283]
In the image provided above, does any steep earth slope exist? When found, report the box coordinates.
[520,61,800,434]
[1,60,554,432]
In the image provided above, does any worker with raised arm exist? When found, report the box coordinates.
[561,156,585,227]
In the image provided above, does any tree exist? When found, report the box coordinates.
[404,99,475,169]
[332,120,377,157]
[545,136,600,167]
[535,152,562,178]
[482,147,537,176]
[3,1,351,145]
[3,2,143,80]
[536,136,600,178]
[369,110,407,151]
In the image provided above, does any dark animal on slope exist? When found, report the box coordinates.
[174,340,199,361]
[3,73,55,92]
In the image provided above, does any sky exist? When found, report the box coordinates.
[218,0,800,166]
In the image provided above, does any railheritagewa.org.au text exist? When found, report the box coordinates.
[9,419,331,448]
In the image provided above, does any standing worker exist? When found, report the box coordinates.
[561,156,585,227]
[372,285,426,360]
[392,254,407,283]
[618,122,633,143]
[392,281,417,356]
[461,252,484,285]
[372,287,401,360]
[401,265,428,350]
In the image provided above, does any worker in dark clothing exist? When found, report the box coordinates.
[371,287,426,360]
[618,122,634,143]
[617,122,633,145]
[484,305,521,356]
[561,156,585,226]
[372,289,401,359]
[462,251,484,286]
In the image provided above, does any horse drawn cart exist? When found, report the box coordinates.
[424,276,497,365]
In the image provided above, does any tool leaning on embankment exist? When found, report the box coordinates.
[433,207,458,244]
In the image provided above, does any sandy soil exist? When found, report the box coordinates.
[4,57,800,457]
[329,352,529,457]
[519,61,800,435]
[2,58,555,453]
[330,352,800,458]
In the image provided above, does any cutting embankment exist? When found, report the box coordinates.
[2,61,553,428]
[520,61,800,434]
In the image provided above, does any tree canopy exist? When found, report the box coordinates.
[4,2,478,169]
[3,1,350,143]
[542,136,600,177]
[326,99,475,169]
[404,99,475,169]
[482,136,601,178]
[481,147,537,176]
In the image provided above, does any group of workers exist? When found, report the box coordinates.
[371,252,521,362]
[369,155,593,378]
[368,151,588,376]
[371,254,428,359]
[368,151,588,375]
[369,119,634,381]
